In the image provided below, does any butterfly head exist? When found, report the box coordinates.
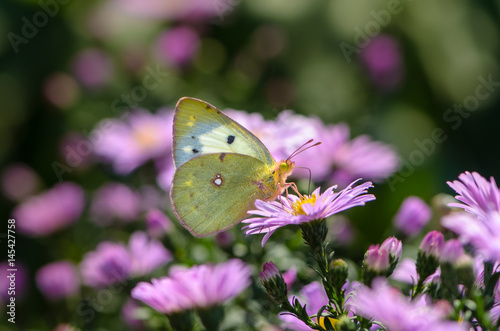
[277,159,294,177]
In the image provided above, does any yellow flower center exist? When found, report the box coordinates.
[291,194,317,215]
[133,125,159,150]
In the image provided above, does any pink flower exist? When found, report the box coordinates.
[80,232,171,287]
[13,183,84,237]
[36,261,80,300]
[447,171,500,221]
[155,27,200,67]
[80,242,132,288]
[360,35,404,92]
[1,163,40,201]
[132,259,251,313]
[441,212,500,262]
[128,231,172,277]
[444,171,500,262]
[243,180,375,246]
[92,109,172,174]
[146,209,173,238]
[291,122,399,186]
[90,183,141,225]
[72,48,113,89]
[440,239,466,264]
[393,196,432,237]
[352,279,468,331]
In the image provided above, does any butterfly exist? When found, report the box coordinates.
[170,97,312,237]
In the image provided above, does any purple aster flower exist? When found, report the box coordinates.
[393,196,432,237]
[72,48,113,89]
[128,231,172,277]
[447,171,500,221]
[279,281,329,331]
[132,259,251,313]
[36,261,80,301]
[80,242,131,288]
[352,279,468,331]
[92,109,172,174]
[146,208,173,238]
[242,180,375,246]
[155,27,200,67]
[1,163,40,201]
[441,212,500,262]
[13,182,84,237]
[0,262,28,302]
[292,123,399,186]
[90,182,140,225]
[360,34,404,92]
[131,277,186,314]
[329,128,400,186]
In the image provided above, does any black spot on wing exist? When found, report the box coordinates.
[193,148,199,154]
[191,136,196,139]
[227,135,235,144]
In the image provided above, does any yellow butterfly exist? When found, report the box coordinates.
[170,97,297,237]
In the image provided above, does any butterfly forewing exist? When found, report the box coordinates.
[173,97,275,168]
[171,153,271,237]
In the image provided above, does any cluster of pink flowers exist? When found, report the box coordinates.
[80,231,172,288]
[131,259,252,313]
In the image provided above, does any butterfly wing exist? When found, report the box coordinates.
[170,152,272,237]
[173,97,275,168]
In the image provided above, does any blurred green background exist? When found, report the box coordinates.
[1,0,500,329]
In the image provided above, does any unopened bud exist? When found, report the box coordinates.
[260,262,288,304]
[328,259,349,294]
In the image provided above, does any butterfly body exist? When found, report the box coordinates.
[170,97,294,237]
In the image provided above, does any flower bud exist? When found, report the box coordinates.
[419,231,444,258]
[393,196,431,237]
[328,259,349,294]
[334,315,356,331]
[362,245,390,285]
[380,236,402,276]
[260,262,288,304]
[416,231,443,282]
[440,239,465,264]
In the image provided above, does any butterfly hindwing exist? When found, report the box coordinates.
[170,152,271,237]
[173,97,275,168]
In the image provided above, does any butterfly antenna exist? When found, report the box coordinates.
[295,166,313,195]
[287,139,322,161]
